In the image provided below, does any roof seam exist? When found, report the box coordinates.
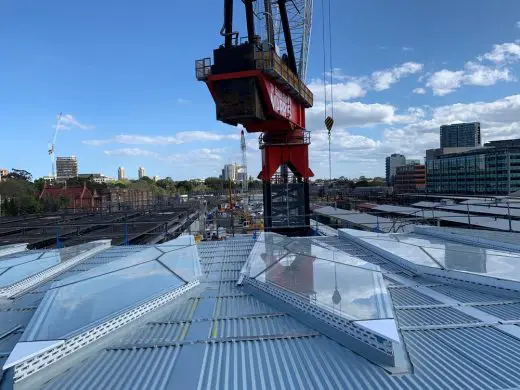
[106,331,321,350]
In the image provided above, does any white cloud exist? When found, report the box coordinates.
[372,62,423,91]
[56,114,95,130]
[306,94,520,178]
[402,46,414,52]
[480,42,520,63]
[83,131,240,147]
[432,94,520,125]
[103,147,226,168]
[307,101,424,131]
[463,62,514,86]
[426,69,464,96]
[177,98,192,104]
[517,21,520,29]
[311,62,424,103]
[308,80,367,102]
[412,87,426,95]
[104,148,159,157]
[426,42,519,95]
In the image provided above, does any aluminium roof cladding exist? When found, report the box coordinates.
[4,228,520,389]
[2,235,202,374]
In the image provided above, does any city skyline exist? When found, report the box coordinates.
[1,2,520,180]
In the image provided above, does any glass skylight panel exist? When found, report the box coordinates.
[52,246,164,288]
[241,233,290,278]
[160,245,202,282]
[22,260,184,341]
[343,229,520,282]
[255,256,392,320]
[349,233,442,268]
[285,239,380,271]
[242,232,393,321]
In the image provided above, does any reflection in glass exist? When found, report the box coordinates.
[243,233,393,321]
[343,229,520,282]
[23,261,183,341]
[160,245,202,282]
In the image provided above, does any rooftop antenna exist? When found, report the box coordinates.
[48,113,63,179]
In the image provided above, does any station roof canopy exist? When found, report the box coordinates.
[2,228,520,389]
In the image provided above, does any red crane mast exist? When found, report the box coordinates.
[196,0,314,235]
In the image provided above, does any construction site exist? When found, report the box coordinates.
[4,1,520,390]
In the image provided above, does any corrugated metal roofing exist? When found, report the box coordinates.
[8,234,520,390]
[390,288,442,307]
[474,302,520,321]
[428,284,509,304]
[315,206,413,233]
[395,307,481,327]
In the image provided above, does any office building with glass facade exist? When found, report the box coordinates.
[440,122,481,148]
[426,139,520,195]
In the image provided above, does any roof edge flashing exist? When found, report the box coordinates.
[10,279,200,383]
[0,240,112,299]
[242,276,410,374]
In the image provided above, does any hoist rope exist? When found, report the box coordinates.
[320,0,328,118]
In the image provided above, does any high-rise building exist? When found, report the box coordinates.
[221,164,238,181]
[440,122,481,148]
[138,167,145,179]
[426,138,520,195]
[385,154,406,185]
[118,167,126,180]
[56,156,78,182]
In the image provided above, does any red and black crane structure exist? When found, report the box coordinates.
[196,0,315,235]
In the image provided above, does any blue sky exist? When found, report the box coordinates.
[1,1,520,180]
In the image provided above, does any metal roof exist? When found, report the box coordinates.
[315,206,414,233]
[414,201,520,218]
[374,204,520,232]
[3,230,520,389]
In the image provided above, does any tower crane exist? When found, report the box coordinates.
[48,113,63,179]
[196,0,314,235]
[240,129,248,193]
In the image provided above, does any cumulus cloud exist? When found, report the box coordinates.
[310,62,424,103]
[84,131,239,147]
[308,80,367,102]
[56,114,95,130]
[307,101,424,131]
[104,148,159,157]
[425,42,519,95]
[103,147,226,166]
[479,42,520,63]
[413,87,426,95]
[307,94,520,178]
[426,69,465,96]
[371,62,423,91]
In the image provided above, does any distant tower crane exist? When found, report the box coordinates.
[196,0,314,235]
[48,112,63,179]
[240,129,248,193]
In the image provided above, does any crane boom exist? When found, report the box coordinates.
[48,112,63,179]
